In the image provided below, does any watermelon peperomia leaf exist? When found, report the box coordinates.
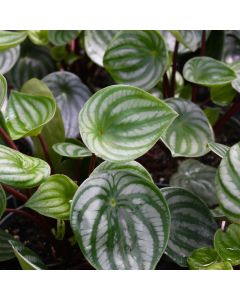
[0,46,20,74]
[52,142,92,158]
[48,30,79,46]
[208,142,230,158]
[0,31,27,51]
[0,185,6,219]
[0,73,7,109]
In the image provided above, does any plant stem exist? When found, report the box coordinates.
[2,184,28,203]
[163,73,171,99]
[0,127,18,151]
[38,133,54,173]
[200,30,206,56]
[170,41,179,97]
[88,154,96,175]
[191,84,198,102]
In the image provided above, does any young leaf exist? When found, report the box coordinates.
[215,142,240,218]
[0,185,6,218]
[204,107,221,126]
[79,85,178,162]
[104,30,168,90]
[25,175,78,220]
[5,90,56,140]
[161,99,214,157]
[0,73,7,109]
[214,224,240,266]
[0,31,27,50]
[208,142,230,158]
[0,145,50,188]
[183,57,237,86]
[27,30,49,45]
[71,171,170,270]
[210,84,236,106]
[161,187,217,267]
[0,46,20,74]
[170,30,203,52]
[48,30,79,46]
[84,30,119,66]
[43,71,91,137]
[52,142,91,158]
[170,159,218,207]
[0,229,15,262]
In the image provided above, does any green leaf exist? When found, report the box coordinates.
[211,206,226,218]
[5,90,56,140]
[84,30,119,66]
[0,185,6,219]
[48,30,79,46]
[0,31,27,50]
[183,57,237,86]
[9,240,46,270]
[50,46,67,61]
[91,161,153,183]
[26,174,78,220]
[43,71,91,137]
[52,142,91,158]
[79,85,178,162]
[0,46,20,74]
[214,224,240,266]
[170,159,218,207]
[28,30,49,45]
[161,98,214,157]
[215,142,240,218]
[71,171,170,269]
[0,145,50,188]
[231,62,240,93]
[210,84,236,106]
[161,187,217,267]
[170,30,203,52]
[204,107,221,126]
[187,247,232,270]
[208,142,230,158]
[104,30,168,90]
[0,229,15,261]
[0,73,7,109]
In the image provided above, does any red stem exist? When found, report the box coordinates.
[2,184,28,203]
[170,41,179,97]
[191,84,198,102]
[0,127,18,151]
[163,73,171,99]
[38,134,54,173]
[88,154,96,175]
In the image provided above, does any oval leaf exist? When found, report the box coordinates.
[0,73,7,109]
[208,142,230,158]
[43,71,91,137]
[26,174,78,220]
[79,85,178,162]
[52,142,91,158]
[161,187,217,267]
[161,98,214,157]
[71,171,170,270]
[0,185,6,219]
[170,159,218,207]
[0,229,15,262]
[5,90,56,140]
[0,145,50,188]
[104,30,168,90]
[0,31,27,50]
[0,46,20,74]
[48,30,79,46]
[183,57,237,86]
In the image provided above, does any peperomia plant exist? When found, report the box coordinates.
[0,30,240,270]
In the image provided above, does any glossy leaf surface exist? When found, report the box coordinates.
[0,185,6,219]
[48,30,79,46]
[208,142,229,158]
[0,73,7,109]
[52,142,91,158]
[0,46,20,74]
[0,31,27,50]
[210,84,236,106]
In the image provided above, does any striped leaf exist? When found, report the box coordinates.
[84,30,119,66]
[170,159,218,207]
[52,142,91,158]
[214,224,240,266]
[208,142,230,158]
[5,90,56,140]
[71,171,170,270]
[0,229,15,262]
[0,145,50,188]
[26,174,78,220]
[0,46,20,74]
[0,31,27,50]
[43,71,91,137]
[161,98,214,157]
[0,73,7,109]
[170,30,203,52]
[48,30,79,46]
[210,84,236,106]
[187,247,232,270]
[28,30,48,45]
[9,240,46,270]
[91,161,153,183]
[161,187,218,267]
[183,57,237,86]
[0,185,6,219]
[215,142,240,218]
[79,85,178,162]
[231,62,240,93]
[104,30,168,90]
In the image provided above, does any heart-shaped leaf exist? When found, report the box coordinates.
[170,159,218,207]
[28,30,49,46]
[26,174,78,220]
[5,90,56,140]
[48,30,79,46]
[9,240,46,270]
[71,171,170,269]
[214,224,240,266]
[0,185,6,219]
[170,30,203,52]
[215,142,240,218]
[0,145,50,188]
[183,57,237,86]
[0,46,20,74]
[84,30,119,66]
[187,247,232,270]
[0,229,15,261]
[161,98,214,157]
[208,142,229,158]
[104,30,168,90]
[43,71,91,137]
[79,85,177,162]
[0,31,27,50]
[52,142,91,158]
[0,73,7,109]
[161,187,217,267]
[210,84,236,106]
[91,161,153,183]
